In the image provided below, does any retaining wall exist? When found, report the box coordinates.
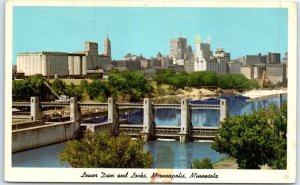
[12,121,79,152]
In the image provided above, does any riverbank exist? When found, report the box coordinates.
[152,86,219,103]
[152,87,287,103]
[243,89,287,99]
[213,158,238,169]
[213,158,272,169]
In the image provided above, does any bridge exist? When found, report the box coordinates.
[12,96,230,142]
[117,124,218,141]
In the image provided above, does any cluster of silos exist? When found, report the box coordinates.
[16,53,43,76]
[16,52,69,77]
[68,55,87,76]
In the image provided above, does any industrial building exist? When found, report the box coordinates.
[240,66,254,80]
[238,54,261,66]
[227,61,241,74]
[266,64,287,84]
[16,39,112,77]
[260,52,281,64]
[206,58,227,74]
[16,52,69,77]
[240,63,286,85]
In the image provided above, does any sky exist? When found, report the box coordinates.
[13,7,288,63]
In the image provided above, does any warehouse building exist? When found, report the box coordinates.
[16,39,112,77]
[266,64,287,84]
[16,52,69,77]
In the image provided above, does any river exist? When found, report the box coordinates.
[12,95,287,168]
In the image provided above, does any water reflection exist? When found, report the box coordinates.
[146,141,227,169]
[155,109,181,126]
[12,143,67,168]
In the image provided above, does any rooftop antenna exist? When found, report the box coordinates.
[106,28,109,38]
[92,8,96,41]
[205,36,211,44]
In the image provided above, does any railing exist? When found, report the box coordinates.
[12,102,221,110]
[118,124,143,136]
[79,102,108,108]
[12,102,30,107]
[40,102,69,108]
[191,127,218,138]
[190,104,220,110]
[154,126,181,136]
[117,103,143,109]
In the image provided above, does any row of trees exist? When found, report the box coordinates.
[80,69,152,102]
[12,70,152,102]
[153,69,257,90]
[212,102,287,169]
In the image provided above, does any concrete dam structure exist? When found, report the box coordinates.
[12,96,229,152]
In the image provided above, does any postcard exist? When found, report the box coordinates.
[5,0,297,183]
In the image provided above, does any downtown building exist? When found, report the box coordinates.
[238,52,287,85]
[169,37,194,72]
[194,38,228,74]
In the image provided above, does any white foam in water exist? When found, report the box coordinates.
[243,89,287,99]
[157,139,176,141]
[194,140,214,143]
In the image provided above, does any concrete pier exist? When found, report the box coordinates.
[141,98,154,141]
[179,98,191,142]
[70,97,80,122]
[30,97,42,121]
[108,97,119,133]
[220,98,228,123]
[279,94,283,107]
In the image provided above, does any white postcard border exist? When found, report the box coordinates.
[4,0,297,183]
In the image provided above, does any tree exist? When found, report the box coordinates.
[212,102,287,169]
[12,75,51,100]
[192,157,214,169]
[51,78,67,95]
[65,82,83,100]
[60,131,153,168]
[108,70,152,101]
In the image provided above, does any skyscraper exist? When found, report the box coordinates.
[104,35,111,58]
[170,37,188,60]
[194,36,212,71]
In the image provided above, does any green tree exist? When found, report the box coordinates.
[212,102,287,169]
[192,157,213,169]
[108,70,152,101]
[86,80,109,101]
[51,78,67,95]
[65,82,83,100]
[12,75,51,100]
[60,131,152,168]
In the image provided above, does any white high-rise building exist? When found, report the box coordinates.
[194,36,212,71]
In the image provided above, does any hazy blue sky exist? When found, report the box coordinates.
[13,7,287,63]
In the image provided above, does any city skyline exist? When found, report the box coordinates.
[13,7,287,63]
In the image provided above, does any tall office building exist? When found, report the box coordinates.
[104,36,111,58]
[170,37,188,60]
